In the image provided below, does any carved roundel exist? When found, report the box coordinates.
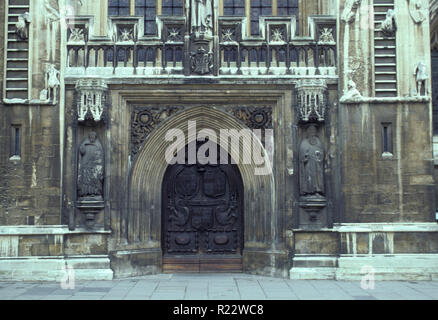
[251,110,269,128]
[138,110,153,125]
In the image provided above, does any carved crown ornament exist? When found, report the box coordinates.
[295,79,328,123]
[75,79,108,123]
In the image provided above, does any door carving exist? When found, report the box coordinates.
[162,144,243,272]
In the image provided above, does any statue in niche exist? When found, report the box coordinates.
[415,61,428,96]
[15,12,31,40]
[299,125,325,198]
[190,0,213,36]
[78,131,104,201]
[380,9,396,36]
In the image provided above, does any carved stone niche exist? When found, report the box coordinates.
[76,131,105,229]
[297,124,328,230]
[295,79,328,123]
[75,79,108,123]
[295,79,329,229]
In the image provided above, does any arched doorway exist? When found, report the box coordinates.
[161,142,244,272]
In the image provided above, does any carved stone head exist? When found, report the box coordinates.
[89,131,97,143]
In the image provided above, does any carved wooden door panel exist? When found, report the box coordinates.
[162,149,243,272]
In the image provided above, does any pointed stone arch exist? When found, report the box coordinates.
[126,105,282,274]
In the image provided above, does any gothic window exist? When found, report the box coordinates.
[108,0,130,16]
[277,0,299,34]
[223,0,245,16]
[250,0,272,36]
[135,0,157,35]
[432,49,438,134]
[162,0,183,16]
[277,0,298,15]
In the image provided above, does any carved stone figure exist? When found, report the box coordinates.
[299,125,325,197]
[407,0,426,24]
[381,9,397,36]
[47,64,60,103]
[190,0,213,36]
[190,47,213,74]
[340,80,362,102]
[415,61,428,96]
[78,132,104,201]
[341,0,362,23]
[15,12,31,40]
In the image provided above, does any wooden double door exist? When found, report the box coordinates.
[162,148,244,272]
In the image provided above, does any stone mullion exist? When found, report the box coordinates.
[272,0,277,16]
[156,0,162,15]
[245,0,250,36]
[130,0,135,15]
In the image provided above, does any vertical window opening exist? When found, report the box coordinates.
[250,0,272,36]
[136,0,157,35]
[382,122,393,156]
[162,0,183,16]
[223,0,245,16]
[11,125,21,158]
[108,0,130,16]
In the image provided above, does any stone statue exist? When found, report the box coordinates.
[340,80,362,102]
[47,64,60,103]
[15,12,31,40]
[341,0,362,23]
[381,9,396,36]
[407,0,426,24]
[299,125,325,197]
[190,0,213,36]
[78,131,104,201]
[415,61,428,96]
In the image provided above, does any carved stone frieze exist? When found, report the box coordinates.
[75,79,108,123]
[295,79,328,122]
[131,106,184,158]
[225,106,273,130]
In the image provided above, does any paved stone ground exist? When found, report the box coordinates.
[0,274,437,300]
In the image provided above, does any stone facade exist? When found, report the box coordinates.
[0,0,437,281]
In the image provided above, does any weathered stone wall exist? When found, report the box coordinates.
[0,1,63,225]
[340,101,435,222]
[337,0,436,223]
